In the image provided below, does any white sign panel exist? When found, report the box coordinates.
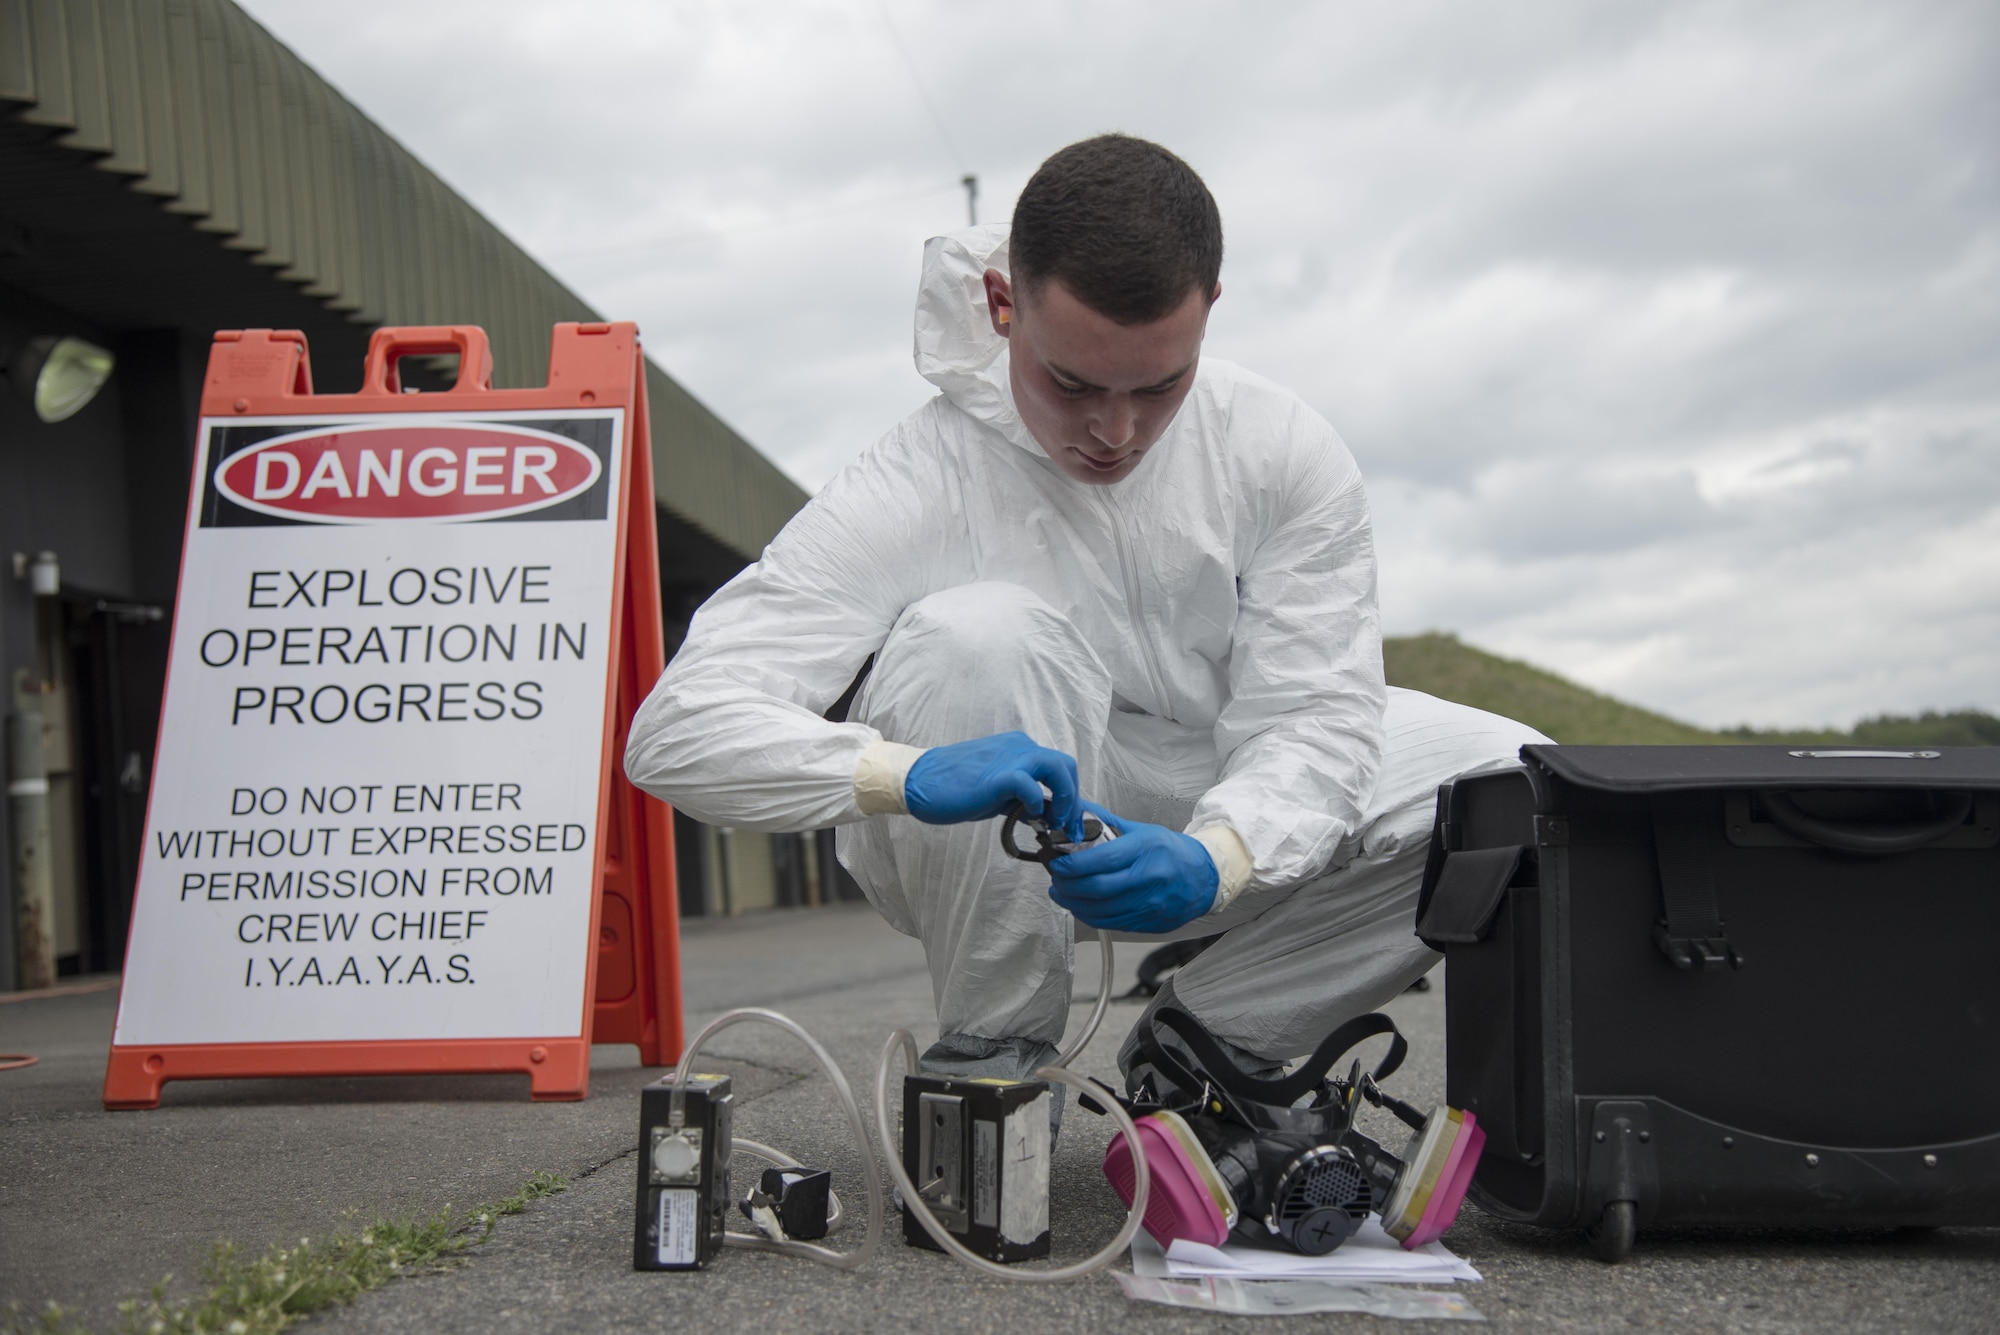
[114,408,624,1046]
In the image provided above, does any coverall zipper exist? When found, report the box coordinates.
[1090,489,1172,713]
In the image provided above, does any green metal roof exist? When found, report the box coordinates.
[0,0,806,559]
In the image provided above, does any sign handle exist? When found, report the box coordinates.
[358,325,495,395]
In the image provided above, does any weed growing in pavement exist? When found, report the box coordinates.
[3,1171,566,1335]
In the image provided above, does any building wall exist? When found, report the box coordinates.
[0,293,135,608]
[673,824,866,919]
[2,287,133,985]
[0,0,810,559]
[0,0,833,987]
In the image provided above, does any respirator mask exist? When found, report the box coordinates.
[1100,1006,1484,1255]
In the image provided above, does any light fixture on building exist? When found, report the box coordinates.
[29,551,60,597]
[6,335,116,423]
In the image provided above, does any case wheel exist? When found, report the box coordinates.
[1585,1200,1636,1263]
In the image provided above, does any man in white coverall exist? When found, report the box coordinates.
[626,136,1544,1107]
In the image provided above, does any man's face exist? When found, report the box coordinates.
[985,268,1216,486]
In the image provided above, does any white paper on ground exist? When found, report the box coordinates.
[1129,1219,1482,1283]
[1112,1274,1487,1321]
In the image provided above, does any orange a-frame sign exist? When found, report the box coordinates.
[103,324,683,1108]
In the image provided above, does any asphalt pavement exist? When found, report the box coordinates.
[4,902,1995,1332]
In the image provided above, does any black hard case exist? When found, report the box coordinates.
[1417,745,2000,1255]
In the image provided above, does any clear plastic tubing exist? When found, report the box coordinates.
[1055,933,1117,1070]
[662,930,1148,1280]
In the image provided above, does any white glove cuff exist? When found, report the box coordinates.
[1192,824,1254,911]
[854,740,927,816]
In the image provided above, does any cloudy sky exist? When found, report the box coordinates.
[238,0,1999,730]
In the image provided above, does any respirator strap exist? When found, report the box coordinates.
[1129,1011,1220,1112]
[1154,1009,1408,1109]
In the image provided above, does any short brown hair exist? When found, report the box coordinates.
[1010,135,1223,325]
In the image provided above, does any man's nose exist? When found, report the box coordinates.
[1089,398,1138,450]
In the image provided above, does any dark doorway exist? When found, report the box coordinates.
[60,590,170,974]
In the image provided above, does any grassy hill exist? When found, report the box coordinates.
[1383,633,1998,746]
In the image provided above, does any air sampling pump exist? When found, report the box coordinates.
[899,1071,1052,1262]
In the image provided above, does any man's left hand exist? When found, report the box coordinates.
[1047,802,1217,934]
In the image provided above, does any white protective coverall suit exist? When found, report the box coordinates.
[625,223,1546,1084]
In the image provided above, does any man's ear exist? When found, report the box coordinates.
[983,268,1014,339]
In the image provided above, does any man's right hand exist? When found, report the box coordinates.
[903,732,1082,835]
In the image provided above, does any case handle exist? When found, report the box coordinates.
[360,325,494,396]
[1761,790,1973,855]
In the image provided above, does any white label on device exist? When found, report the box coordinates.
[974,1119,998,1229]
[1002,1094,1051,1244]
[657,1188,698,1265]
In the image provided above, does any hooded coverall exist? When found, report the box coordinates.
[625,224,1546,1081]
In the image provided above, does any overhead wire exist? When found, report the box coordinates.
[871,0,968,173]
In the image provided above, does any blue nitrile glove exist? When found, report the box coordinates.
[903,731,1083,835]
[1047,802,1218,934]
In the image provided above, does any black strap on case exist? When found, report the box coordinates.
[1650,795,1744,972]
[1414,845,1526,950]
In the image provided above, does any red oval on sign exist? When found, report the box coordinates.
[214,423,603,523]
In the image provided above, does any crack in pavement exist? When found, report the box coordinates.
[687,962,933,1013]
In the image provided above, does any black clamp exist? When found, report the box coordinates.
[741,1166,831,1241]
[999,801,1103,865]
[1651,925,1744,972]
[1356,1070,1430,1134]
